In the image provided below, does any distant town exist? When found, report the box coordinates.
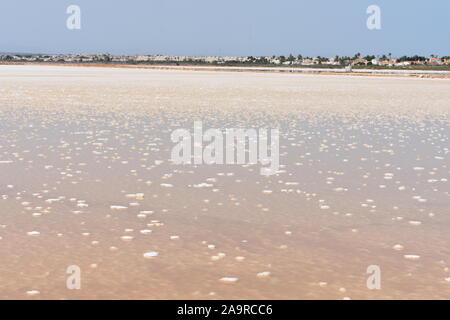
[1,53,450,70]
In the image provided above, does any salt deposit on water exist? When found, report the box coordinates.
[0,66,449,300]
[219,277,239,284]
[404,255,421,261]
[110,205,128,210]
[26,290,40,296]
[143,251,159,258]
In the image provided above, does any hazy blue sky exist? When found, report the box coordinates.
[0,0,449,57]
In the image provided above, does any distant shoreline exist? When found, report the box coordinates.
[1,61,450,79]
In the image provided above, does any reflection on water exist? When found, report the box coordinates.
[0,66,449,299]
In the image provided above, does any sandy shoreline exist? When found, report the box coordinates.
[2,61,450,79]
